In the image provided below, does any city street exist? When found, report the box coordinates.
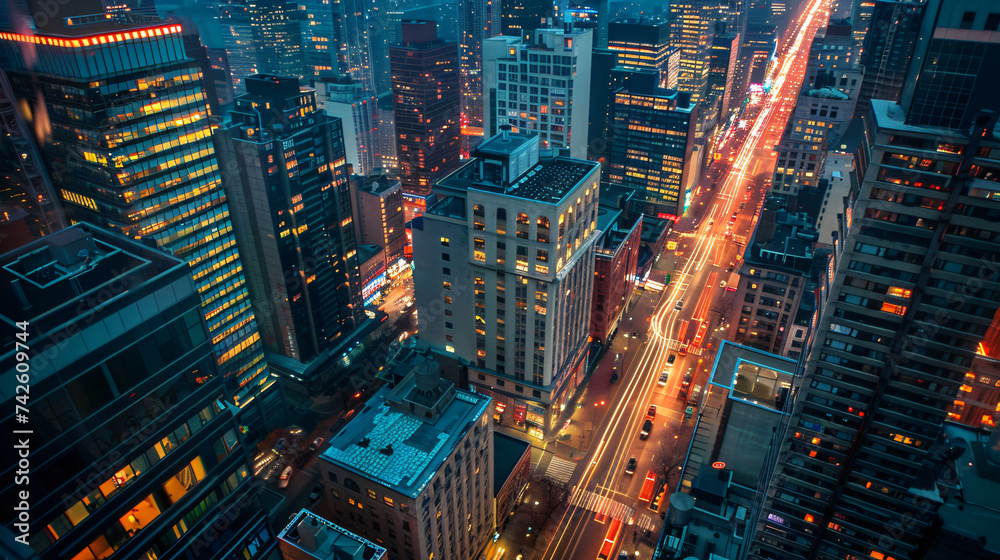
[529,0,833,558]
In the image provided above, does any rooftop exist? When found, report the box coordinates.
[0,223,187,336]
[493,433,531,495]
[936,423,1000,555]
[353,173,402,196]
[278,508,386,560]
[320,359,490,498]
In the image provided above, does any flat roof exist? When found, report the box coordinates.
[279,508,386,560]
[937,422,1000,554]
[474,158,597,203]
[493,433,531,495]
[320,378,490,498]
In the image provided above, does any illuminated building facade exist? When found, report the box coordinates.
[459,0,501,152]
[607,80,696,219]
[0,19,278,435]
[483,25,594,159]
[390,20,462,197]
[590,204,642,343]
[0,224,275,560]
[412,132,598,436]
[501,0,553,41]
[751,102,1000,560]
[318,356,494,560]
[220,0,303,92]
[349,171,407,272]
[607,18,670,87]
[315,74,379,175]
[669,0,714,104]
[216,75,363,365]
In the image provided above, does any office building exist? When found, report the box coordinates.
[318,354,494,560]
[590,204,642,344]
[493,433,532,532]
[851,0,877,49]
[0,15,278,435]
[0,224,276,560]
[749,104,1000,560]
[278,509,387,560]
[390,20,462,196]
[215,74,363,365]
[502,0,554,40]
[220,0,302,92]
[483,25,594,158]
[856,0,926,111]
[607,18,671,86]
[669,0,715,104]
[459,0,501,152]
[349,171,408,272]
[607,80,697,219]
[316,74,379,175]
[412,132,599,437]
[709,29,741,117]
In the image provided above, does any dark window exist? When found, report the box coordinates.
[106,344,147,394]
[442,253,450,261]
[986,12,1000,30]
[327,471,338,483]
[344,477,360,493]
[66,367,113,419]
[445,322,453,329]
[961,11,975,29]
[442,267,451,275]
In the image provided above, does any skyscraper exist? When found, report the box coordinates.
[0,15,278,436]
[501,0,554,40]
[390,20,462,196]
[412,132,598,436]
[607,78,697,219]
[607,18,671,86]
[855,0,926,111]
[459,0,501,152]
[0,224,275,560]
[670,0,715,104]
[750,5,1000,554]
[483,25,594,158]
[220,0,303,92]
[315,74,379,175]
[216,75,363,365]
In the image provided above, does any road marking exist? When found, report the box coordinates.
[636,514,656,532]
[570,488,636,522]
[546,456,577,484]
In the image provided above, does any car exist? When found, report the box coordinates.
[632,331,638,339]
[308,484,323,501]
[640,419,653,439]
[278,466,293,488]
[678,344,688,356]
[646,405,657,420]
[658,372,669,386]
[681,372,693,390]
[308,437,324,453]
[708,218,715,226]
[674,301,683,311]
[667,354,676,365]
[625,457,637,475]
[732,212,738,220]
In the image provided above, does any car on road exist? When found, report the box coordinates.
[674,301,683,311]
[308,437,324,453]
[640,419,653,439]
[308,484,323,502]
[278,466,293,488]
[667,354,676,365]
[658,371,669,387]
[646,405,657,420]
[679,372,693,399]
[625,457,637,475]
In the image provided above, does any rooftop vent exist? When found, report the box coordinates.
[379,444,394,456]
[356,437,371,448]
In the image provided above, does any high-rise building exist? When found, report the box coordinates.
[318,354,494,560]
[412,132,598,436]
[670,0,715,104]
[483,25,594,158]
[390,20,462,196]
[709,28,740,117]
[851,0,877,49]
[773,22,861,196]
[220,0,302,92]
[215,75,363,365]
[749,92,1000,560]
[855,0,926,111]
[349,171,408,271]
[316,74,379,175]
[607,79,697,219]
[0,16,278,436]
[460,0,501,152]
[607,18,671,86]
[0,224,276,560]
[501,0,554,40]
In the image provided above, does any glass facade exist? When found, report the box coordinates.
[0,25,272,410]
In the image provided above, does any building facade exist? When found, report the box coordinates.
[607,18,671,86]
[278,509,387,560]
[350,171,408,274]
[590,207,642,343]
[215,74,363,365]
[0,17,278,435]
[669,0,714,104]
[318,356,494,560]
[390,20,463,197]
[483,25,594,159]
[412,132,598,437]
[0,224,276,560]
[316,75,379,175]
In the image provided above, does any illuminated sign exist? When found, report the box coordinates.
[712,461,726,469]
[767,513,787,526]
[657,213,679,221]
[495,402,507,414]
[362,271,388,304]
[0,25,183,48]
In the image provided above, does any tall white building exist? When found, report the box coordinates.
[412,132,599,437]
[315,75,379,175]
[483,25,594,159]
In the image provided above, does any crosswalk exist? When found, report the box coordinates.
[545,456,577,484]
[636,514,656,532]
[570,488,636,522]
